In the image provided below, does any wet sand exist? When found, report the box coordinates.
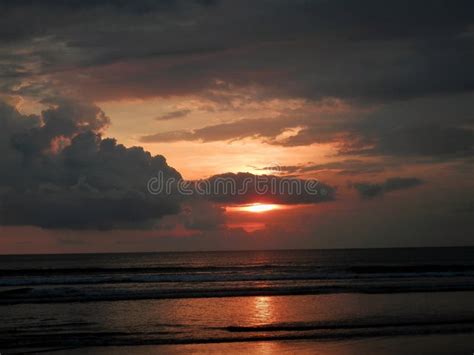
[42,333,474,354]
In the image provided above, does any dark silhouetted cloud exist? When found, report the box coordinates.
[155,109,191,121]
[0,100,182,229]
[1,0,472,102]
[352,177,424,198]
[196,172,335,205]
[141,117,287,143]
[259,159,389,176]
[353,124,474,157]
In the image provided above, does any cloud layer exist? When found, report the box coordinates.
[0,100,183,229]
[352,177,424,198]
[0,100,337,229]
[1,0,472,162]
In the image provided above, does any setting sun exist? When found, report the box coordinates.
[231,203,282,213]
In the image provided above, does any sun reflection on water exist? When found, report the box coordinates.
[254,296,273,324]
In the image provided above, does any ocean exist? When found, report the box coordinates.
[1,247,474,353]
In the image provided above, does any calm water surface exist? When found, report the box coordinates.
[1,248,474,353]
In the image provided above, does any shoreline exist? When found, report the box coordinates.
[25,333,474,355]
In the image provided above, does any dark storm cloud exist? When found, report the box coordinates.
[156,200,227,232]
[12,97,110,157]
[352,177,424,199]
[196,172,335,205]
[1,0,472,102]
[454,201,474,214]
[1,0,470,43]
[0,0,218,42]
[279,121,474,159]
[330,94,474,158]
[0,100,182,229]
[346,124,474,157]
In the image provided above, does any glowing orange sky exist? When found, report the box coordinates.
[0,0,473,257]
[97,96,346,179]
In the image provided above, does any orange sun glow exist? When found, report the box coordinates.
[230,203,282,213]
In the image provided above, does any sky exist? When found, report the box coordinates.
[0,0,473,254]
